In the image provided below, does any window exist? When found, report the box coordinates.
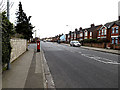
[112,38,114,44]
[90,37,92,39]
[116,27,118,33]
[104,29,106,35]
[102,29,104,35]
[112,28,114,33]
[115,38,118,44]
[74,33,76,38]
[80,33,83,37]
[90,32,92,36]
[85,31,87,36]
[119,38,120,43]
[99,30,100,36]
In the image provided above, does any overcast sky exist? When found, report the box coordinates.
[9,0,120,38]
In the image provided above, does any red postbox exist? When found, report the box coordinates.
[37,40,40,52]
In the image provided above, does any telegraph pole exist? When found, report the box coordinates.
[7,0,10,70]
[7,0,10,20]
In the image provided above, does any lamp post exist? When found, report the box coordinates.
[7,0,10,70]
[7,0,9,20]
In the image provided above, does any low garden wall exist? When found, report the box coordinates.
[83,43,106,48]
[10,38,27,62]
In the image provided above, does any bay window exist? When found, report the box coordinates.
[104,29,106,35]
[102,29,104,35]
[85,31,87,36]
[99,30,100,36]
[80,33,83,37]
[112,38,114,44]
[112,28,114,33]
[116,27,118,33]
[90,32,92,36]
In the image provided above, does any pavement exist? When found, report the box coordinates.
[2,43,55,89]
[2,44,45,89]
[60,43,120,55]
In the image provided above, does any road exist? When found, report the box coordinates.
[41,41,119,88]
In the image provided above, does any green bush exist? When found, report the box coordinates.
[83,39,98,43]
[2,12,13,68]
[82,38,109,43]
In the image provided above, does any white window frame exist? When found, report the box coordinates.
[80,33,83,37]
[112,38,114,44]
[99,30,101,36]
[112,28,114,34]
[90,32,92,36]
[104,29,106,35]
[102,29,104,35]
[85,31,88,36]
[116,27,119,33]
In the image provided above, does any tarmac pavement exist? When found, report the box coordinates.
[2,44,45,89]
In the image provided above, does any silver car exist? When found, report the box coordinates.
[70,41,81,47]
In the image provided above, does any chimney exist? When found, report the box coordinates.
[91,24,95,27]
[79,27,82,31]
[75,28,78,32]
[118,1,120,20]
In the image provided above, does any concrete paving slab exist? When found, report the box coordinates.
[2,49,34,88]
[24,51,44,88]
[35,53,42,74]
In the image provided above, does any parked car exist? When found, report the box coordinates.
[70,41,81,47]
[43,40,46,42]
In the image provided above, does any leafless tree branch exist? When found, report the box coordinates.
[0,0,14,13]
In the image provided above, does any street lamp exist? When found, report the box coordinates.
[7,0,10,20]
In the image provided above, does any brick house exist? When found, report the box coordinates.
[84,24,102,40]
[110,21,120,44]
[97,22,112,42]
[74,28,78,40]
[68,31,72,42]
[97,20,120,44]
[71,31,74,41]
[78,27,84,41]
[65,34,69,43]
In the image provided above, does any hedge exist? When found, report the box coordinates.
[2,12,13,68]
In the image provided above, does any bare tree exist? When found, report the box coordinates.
[0,0,14,13]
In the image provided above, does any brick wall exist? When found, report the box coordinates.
[10,38,27,62]
[83,43,105,48]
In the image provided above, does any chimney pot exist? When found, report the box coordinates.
[91,24,95,27]
[79,27,82,31]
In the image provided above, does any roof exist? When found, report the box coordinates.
[83,25,102,32]
[104,20,120,28]
[115,20,120,26]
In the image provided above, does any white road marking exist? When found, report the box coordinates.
[81,54,119,65]
[41,50,56,89]
[78,52,81,54]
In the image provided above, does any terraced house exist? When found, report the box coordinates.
[97,23,111,42]
[78,27,84,41]
[110,20,120,44]
[97,20,120,45]
[84,24,102,40]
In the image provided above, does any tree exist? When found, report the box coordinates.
[15,2,34,40]
[2,11,13,68]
